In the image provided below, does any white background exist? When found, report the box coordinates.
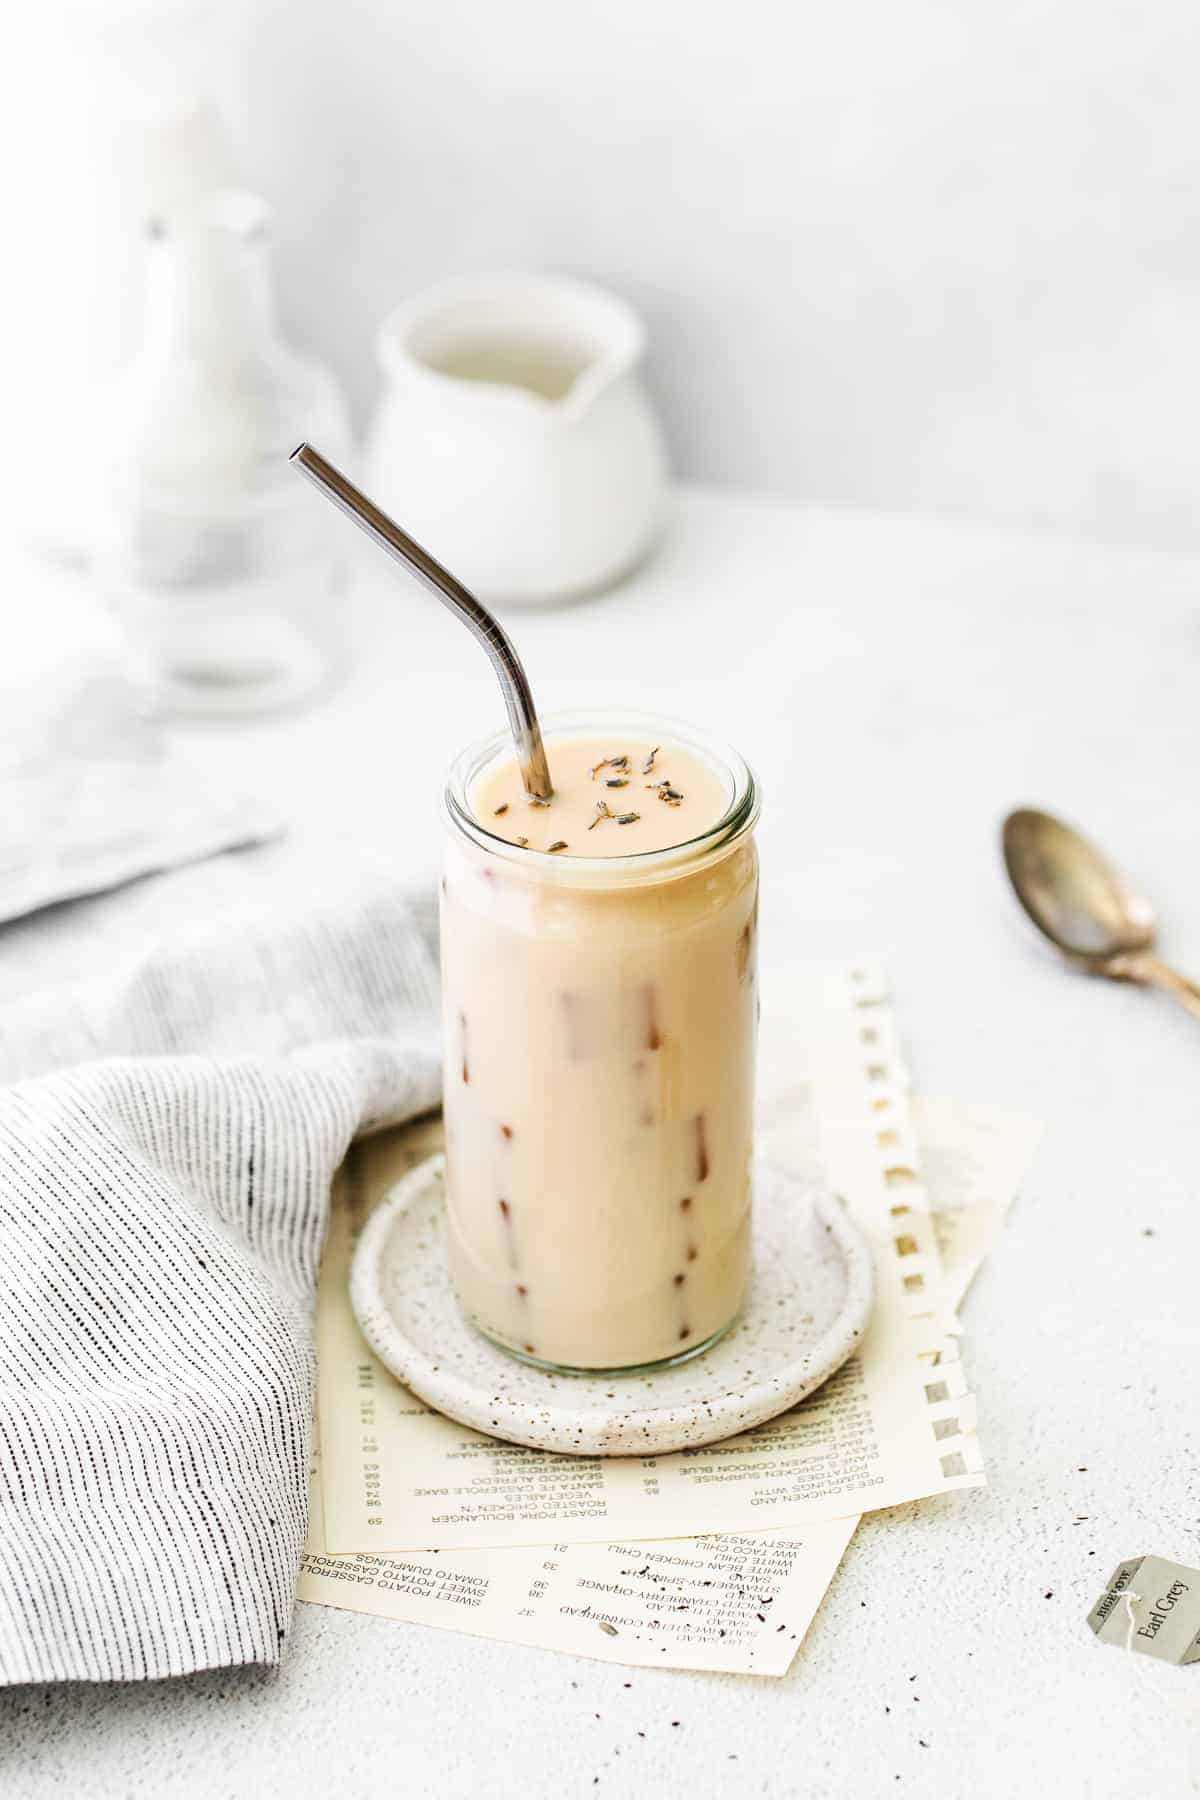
[237,0,1200,548]
[11,0,1200,551]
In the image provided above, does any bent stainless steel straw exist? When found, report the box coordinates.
[290,444,554,800]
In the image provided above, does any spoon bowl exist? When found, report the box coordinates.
[1001,807,1157,963]
[1001,806,1200,1022]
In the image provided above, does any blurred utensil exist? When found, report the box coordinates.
[1002,806,1200,1021]
[290,444,553,800]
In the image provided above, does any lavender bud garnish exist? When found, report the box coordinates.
[589,753,630,780]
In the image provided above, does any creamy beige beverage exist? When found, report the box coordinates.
[441,715,759,1371]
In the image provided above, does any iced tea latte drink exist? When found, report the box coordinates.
[441,714,760,1371]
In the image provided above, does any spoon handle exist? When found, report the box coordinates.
[1110,951,1200,1022]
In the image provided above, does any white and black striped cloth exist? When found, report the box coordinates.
[0,841,441,1684]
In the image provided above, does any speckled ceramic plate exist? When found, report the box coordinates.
[349,1155,874,1457]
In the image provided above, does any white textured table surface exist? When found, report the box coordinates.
[3,489,1200,1797]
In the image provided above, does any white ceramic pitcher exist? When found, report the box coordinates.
[364,274,668,607]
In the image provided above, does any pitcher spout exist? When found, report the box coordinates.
[378,273,646,423]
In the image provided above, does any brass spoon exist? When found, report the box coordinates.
[1002,807,1200,1021]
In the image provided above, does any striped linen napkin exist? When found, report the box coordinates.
[0,839,442,1684]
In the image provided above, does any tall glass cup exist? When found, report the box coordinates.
[441,713,760,1373]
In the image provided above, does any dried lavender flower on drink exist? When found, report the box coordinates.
[589,753,629,780]
[641,746,659,774]
[493,802,509,816]
[548,840,568,852]
[589,801,613,830]
[616,812,641,825]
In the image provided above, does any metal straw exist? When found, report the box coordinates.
[290,444,553,800]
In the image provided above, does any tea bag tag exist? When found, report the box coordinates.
[1088,1556,1200,1665]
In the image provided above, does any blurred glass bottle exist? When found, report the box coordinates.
[103,191,351,718]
